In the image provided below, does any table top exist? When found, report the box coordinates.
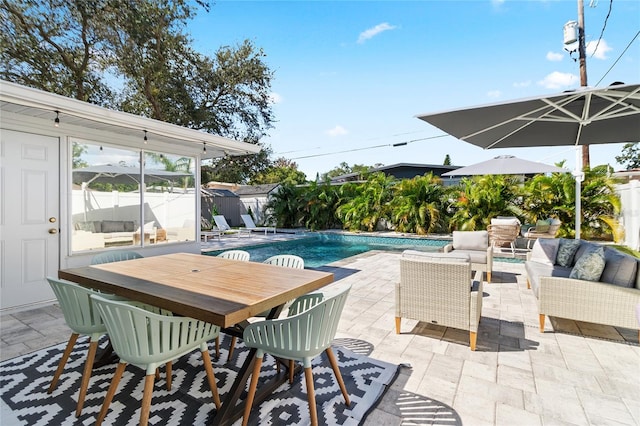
[59,253,334,327]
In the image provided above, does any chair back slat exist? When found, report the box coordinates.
[47,278,106,336]
[217,250,250,261]
[263,255,304,269]
[91,250,143,265]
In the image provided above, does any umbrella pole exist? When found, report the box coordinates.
[573,147,584,240]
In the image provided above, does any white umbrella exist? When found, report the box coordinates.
[72,165,191,186]
[443,155,568,177]
[416,83,640,239]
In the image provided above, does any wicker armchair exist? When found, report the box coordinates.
[488,217,521,256]
[395,251,483,350]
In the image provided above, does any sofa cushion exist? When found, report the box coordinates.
[555,238,582,267]
[600,248,638,288]
[530,238,560,266]
[445,249,487,265]
[452,231,488,251]
[535,219,551,233]
[572,241,598,267]
[101,220,126,233]
[123,221,136,232]
[525,260,572,298]
[76,221,102,233]
[570,246,606,282]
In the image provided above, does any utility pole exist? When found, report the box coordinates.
[577,0,591,168]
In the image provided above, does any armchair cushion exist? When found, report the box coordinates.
[403,250,470,263]
[570,246,606,282]
[535,219,551,233]
[555,238,582,267]
[452,231,488,251]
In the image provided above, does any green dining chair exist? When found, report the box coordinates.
[91,295,222,426]
[226,254,305,362]
[46,277,112,417]
[241,284,352,426]
[90,250,143,265]
[215,250,250,358]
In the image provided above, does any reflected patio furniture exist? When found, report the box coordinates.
[91,250,143,265]
[240,214,276,234]
[396,251,483,351]
[241,284,352,426]
[443,230,493,282]
[91,295,222,426]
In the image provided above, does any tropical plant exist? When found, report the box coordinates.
[299,180,342,230]
[449,175,522,231]
[335,172,395,231]
[389,173,446,234]
[264,183,305,228]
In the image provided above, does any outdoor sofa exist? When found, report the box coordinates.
[443,230,493,282]
[525,238,640,339]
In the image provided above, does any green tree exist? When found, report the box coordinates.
[264,183,305,228]
[251,158,307,185]
[72,143,88,169]
[321,162,374,180]
[443,154,451,166]
[335,172,395,231]
[615,142,640,170]
[389,173,446,234]
[299,180,341,230]
[449,175,522,231]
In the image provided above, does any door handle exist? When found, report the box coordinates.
[48,228,58,234]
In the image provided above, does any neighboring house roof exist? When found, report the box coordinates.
[330,163,461,182]
[234,184,280,196]
[0,80,259,159]
[201,188,239,198]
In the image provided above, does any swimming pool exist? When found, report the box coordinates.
[204,233,448,268]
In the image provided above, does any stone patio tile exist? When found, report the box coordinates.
[531,361,602,393]
[498,348,533,372]
[496,403,541,426]
[0,342,30,361]
[622,397,640,425]
[1,327,44,346]
[497,364,536,393]
[461,359,497,383]
[577,388,636,425]
[457,374,524,408]
[526,378,588,424]
[453,389,496,425]
[415,375,457,407]
[424,353,464,384]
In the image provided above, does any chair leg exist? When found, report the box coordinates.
[325,348,350,405]
[487,272,491,283]
[469,332,477,351]
[75,339,98,416]
[527,279,531,289]
[289,360,295,384]
[201,349,221,410]
[48,332,79,393]
[227,336,237,362]
[96,362,126,426]
[215,335,220,359]
[166,361,172,390]
[139,374,155,426]
[304,366,318,426]
[395,317,401,334]
[242,356,263,426]
[539,314,546,332]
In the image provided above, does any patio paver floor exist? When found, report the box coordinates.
[2,236,639,425]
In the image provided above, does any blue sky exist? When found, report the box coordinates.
[190,0,640,179]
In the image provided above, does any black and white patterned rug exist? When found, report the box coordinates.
[0,335,397,425]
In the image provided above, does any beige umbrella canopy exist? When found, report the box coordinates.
[442,155,568,177]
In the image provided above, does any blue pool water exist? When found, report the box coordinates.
[204,233,448,268]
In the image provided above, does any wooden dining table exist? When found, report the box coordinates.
[58,252,334,425]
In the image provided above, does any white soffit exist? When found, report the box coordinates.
[0,80,260,158]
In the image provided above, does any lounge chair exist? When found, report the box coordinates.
[212,215,251,237]
[488,217,521,256]
[523,218,562,248]
[240,214,276,234]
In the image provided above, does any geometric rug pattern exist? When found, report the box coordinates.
[0,334,397,425]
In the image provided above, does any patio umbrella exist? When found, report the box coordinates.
[416,82,640,238]
[442,155,568,177]
[72,165,192,186]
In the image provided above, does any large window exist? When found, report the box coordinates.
[70,140,196,252]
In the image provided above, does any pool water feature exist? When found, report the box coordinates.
[204,233,448,268]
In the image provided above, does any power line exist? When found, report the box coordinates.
[590,0,613,59]
[595,30,640,86]
[289,134,449,160]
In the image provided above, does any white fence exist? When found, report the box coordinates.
[616,181,640,250]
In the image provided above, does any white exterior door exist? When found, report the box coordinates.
[1,130,59,311]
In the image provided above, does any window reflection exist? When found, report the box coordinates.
[70,140,196,252]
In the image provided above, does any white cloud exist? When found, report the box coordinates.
[513,80,531,88]
[586,39,612,60]
[269,92,283,104]
[537,71,579,89]
[487,90,502,98]
[546,51,564,62]
[357,23,397,44]
[326,125,348,137]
